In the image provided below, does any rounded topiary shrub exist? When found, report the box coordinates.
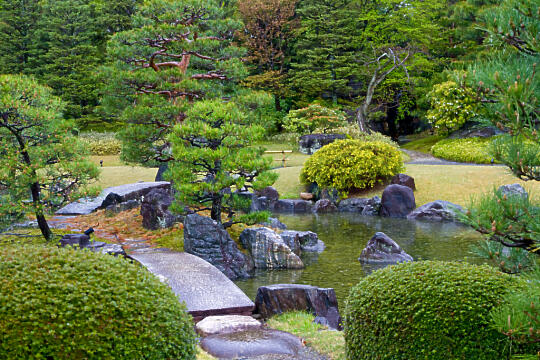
[344,261,522,360]
[0,245,197,359]
[300,139,403,193]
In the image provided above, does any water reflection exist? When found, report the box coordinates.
[234,213,482,308]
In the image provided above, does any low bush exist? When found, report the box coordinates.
[344,261,523,360]
[300,139,403,193]
[79,132,121,155]
[284,104,347,135]
[319,124,398,147]
[0,245,197,359]
[431,137,495,163]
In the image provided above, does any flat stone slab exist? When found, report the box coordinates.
[200,329,303,359]
[56,181,170,215]
[129,252,254,320]
[196,315,262,337]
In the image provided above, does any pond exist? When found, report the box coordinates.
[234,213,483,308]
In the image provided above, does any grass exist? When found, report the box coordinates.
[95,165,158,189]
[402,133,444,153]
[267,311,345,360]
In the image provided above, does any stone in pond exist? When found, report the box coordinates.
[358,232,413,264]
[196,315,262,337]
[272,199,312,213]
[260,217,287,230]
[200,329,303,359]
[184,214,253,280]
[254,284,342,330]
[312,199,337,213]
[407,200,464,222]
[338,197,370,213]
[280,231,324,253]
[239,227,303,270]
[380,184,416,218]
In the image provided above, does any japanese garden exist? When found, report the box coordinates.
[0,0,538,359]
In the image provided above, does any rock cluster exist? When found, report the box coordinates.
[358,232,413,264]
[58,232,126,257]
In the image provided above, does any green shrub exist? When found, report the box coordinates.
[431,137,495,163]
[426,80,478,134]
[344,261,522,360]
[300,139,403,193]
[284,104,347,135]
[320,124,398,147]
[0,245,197,359]
[79,132,121,155]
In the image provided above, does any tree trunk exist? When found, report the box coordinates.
[211,195,222,224]
[274,94,282,112]
[356,102,371,133]
[30,181,52,241]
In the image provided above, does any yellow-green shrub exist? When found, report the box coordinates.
[79,132,121,155]
[300,139,403,192]
[344,261,523,360]
[431,137,494,163]
[319,124,398,147]
[0,245,197,359]
[284,104,347,134]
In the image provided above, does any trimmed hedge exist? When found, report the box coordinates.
[0,245,197,359]
[300,139,403,193]
[344,261,522,360]
[431,137,495,163]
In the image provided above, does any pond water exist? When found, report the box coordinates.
[234,213,483,308]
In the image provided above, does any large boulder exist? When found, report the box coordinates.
[255,186,280,203]
[358,232,413,264]
[56,181,171,215]
[272,199,313,213]
[140,188,181,230]
[183,214,253,280]
[498,183,528,199]
[239,227,303,270]
[380,184,416,218]
[280,230,324,253]
[391,173,416,191]
[260,217,287,230]
[407,200,464,222]
[255,284,343,330]
[299,134,346,155]
[338,196,380,215]
[312,199,338,213]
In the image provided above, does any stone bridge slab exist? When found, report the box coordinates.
[129,251,254,322]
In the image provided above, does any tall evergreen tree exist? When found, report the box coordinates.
[102,0,245,167]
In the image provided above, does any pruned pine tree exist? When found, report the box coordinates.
[168,100,277,227]
[102,0,246,167]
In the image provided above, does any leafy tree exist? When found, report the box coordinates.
[237,0,297,111]
[0,74,99,240]
[102,0,245,167]
[283,104,346,134]
[168,100,277,227]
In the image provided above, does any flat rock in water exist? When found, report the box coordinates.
[129,251,254,321]
[359,232,413,264]
[407,200,463,222]
[200,329,303,359]
[196,315,262,337]
[56,182,170,215]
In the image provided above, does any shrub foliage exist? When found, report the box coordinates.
[300,139,403,193]
[0,245,197,359]
[431,137,495,164]
[283,104,346,135]
[79,132,122,156]
[344,261,522,360]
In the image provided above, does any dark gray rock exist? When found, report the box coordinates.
[361,196,381,216]
[58,233,90,248]
[338,198,370,213]
[312,199,337,213]
[448,124,503,139]
[407,200,464,222]
[105,199,140,213]
[140,188,181,230]
[56,181,171,215]
[184,214,253,280]
[380,184,416,218]
[498,183,528,199]
[280,231,324,253]
[299,134,346,155]
[260,217,287,230]
[98,243,126,257]
[255,284,342,330]
[256,186,280,203]
[58,234,126,257]
[272,199,312,213]
[358,232,413,264]
[196,315,263,337]
[239,227,303,270]
[391,173,416,191]
[252,196,270,212]
[201,329,303,359]
[155,163,169,182]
